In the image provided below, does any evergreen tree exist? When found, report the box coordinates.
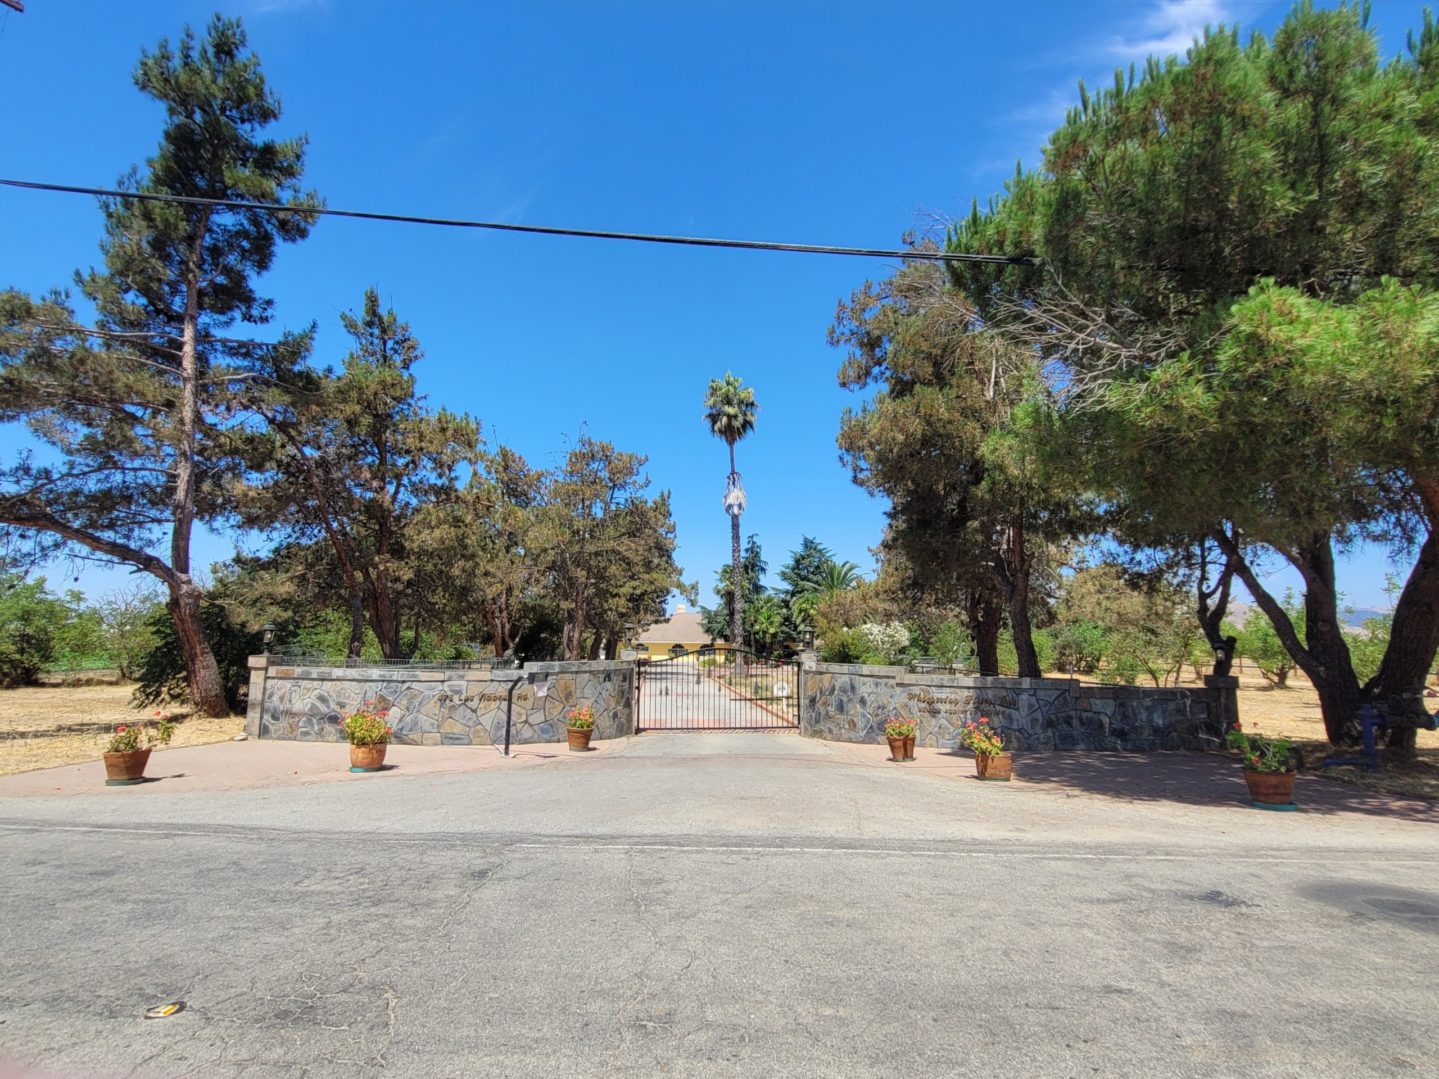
[0,16,319,713]
[948,3,1439,747]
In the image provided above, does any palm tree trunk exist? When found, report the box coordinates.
[729,442,745,678]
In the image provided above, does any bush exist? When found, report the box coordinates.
[0,576,66,687]
[133,601,263,712]
[1049,620,1108,674]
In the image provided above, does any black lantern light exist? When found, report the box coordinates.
[262,623,276,650]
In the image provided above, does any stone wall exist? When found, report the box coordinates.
[244,658,635,747]
[800,662,1233,752]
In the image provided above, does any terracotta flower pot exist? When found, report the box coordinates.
[904,734,916,760]
[567,726,594,752]
[1243,769,1296,807]
[886,735,911,762]
[975,751,1013,781]
[349,743,387,772]
[103,748,151,786]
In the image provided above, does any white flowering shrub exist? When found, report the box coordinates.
[858,621,911,664]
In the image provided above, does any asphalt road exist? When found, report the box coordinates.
[1,734,1436,1078]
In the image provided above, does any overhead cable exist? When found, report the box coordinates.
[0,177,1039,267]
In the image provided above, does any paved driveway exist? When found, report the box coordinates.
[0,734,1435,1077]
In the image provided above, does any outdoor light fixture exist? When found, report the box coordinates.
[803,627,816,650]
[1213,642,1228,666]
[262,623,276,649]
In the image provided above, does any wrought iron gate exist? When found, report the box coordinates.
[636,649,800,731]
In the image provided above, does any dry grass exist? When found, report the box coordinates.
[0,683,243,777]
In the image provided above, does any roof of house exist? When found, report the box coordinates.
[635,609,714,645]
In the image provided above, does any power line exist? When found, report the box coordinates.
[0,177,1039,267]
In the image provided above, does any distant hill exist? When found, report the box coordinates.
[1224,601,1389,629]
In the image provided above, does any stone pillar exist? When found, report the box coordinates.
[244,655,269,738]
[798,650,818,734]
[1203,674,1240,734]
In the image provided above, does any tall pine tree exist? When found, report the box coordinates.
[0,17,319,714]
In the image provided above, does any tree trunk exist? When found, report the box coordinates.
[167,580,228,717]
[347,585,365,659]
[1195,535,1238,677]
[167,220,229,718]
[968,592,1003,676]
[1370,479,1439,758]
[729,447,745,678]
[370,582,404,659]
[1000,518,1041,678]
[1216,528,1363,744]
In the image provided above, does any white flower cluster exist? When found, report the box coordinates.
[859,621,910,663]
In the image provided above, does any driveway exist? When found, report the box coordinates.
[0,733,1435,1077]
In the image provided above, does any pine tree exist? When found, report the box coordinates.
[0,16,319,714]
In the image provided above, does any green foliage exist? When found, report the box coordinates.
[882,716,916,738]
[702,373,758,451]
[1236,593,1305,687]
[0,15,319,716]
[1048,620,1108,674]
[95,586,164,679]
[858,621,910,664]
[342,708,392,746]
[947,2,1439,738]
[959,717,1004,756]
[818,626,868,664]
[106,718,174,754]
[0,575,67,686]
[831,262,1083,676]
[1226,726,1297,774]
[134,601,261,712]
[1056,565,1199,686]
[1347,610,1393,686]
[52,601,106,671]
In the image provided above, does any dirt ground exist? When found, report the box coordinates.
[0,684,243,777]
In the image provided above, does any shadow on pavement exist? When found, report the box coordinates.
[1006,751,1439,824]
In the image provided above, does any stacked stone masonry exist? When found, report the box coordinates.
[245,655,1234,753]
[799,663,1233,752]
[245,658,634,746]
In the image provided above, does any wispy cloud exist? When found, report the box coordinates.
[248,0,331,15]
[1105,0,1232,60]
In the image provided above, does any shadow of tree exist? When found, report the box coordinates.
[1009,751,1439,824]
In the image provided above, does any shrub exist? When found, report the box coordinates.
[0,575,65,687]
[133,602,262,712]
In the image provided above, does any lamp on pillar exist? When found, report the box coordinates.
[262,623,276,654]
[802,626,816,651]
[1212,638,1232,676]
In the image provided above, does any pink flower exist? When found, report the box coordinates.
[115,725,127,733]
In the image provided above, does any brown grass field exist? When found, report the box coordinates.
[0,684,243,777]
[0,673,1434,798]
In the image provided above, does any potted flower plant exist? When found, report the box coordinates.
[1226,723,1298,808]
[566,705,596,752]
[883,716,916,762]
[102,716,175,786]
[960,717,1012,780]
[343,708,393,773]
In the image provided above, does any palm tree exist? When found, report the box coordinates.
[704,373,757,667]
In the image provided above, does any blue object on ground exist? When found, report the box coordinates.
[1320,703,1386,772]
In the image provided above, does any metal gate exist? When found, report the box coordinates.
[636,648,800,731]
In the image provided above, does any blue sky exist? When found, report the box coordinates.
[0,0,1425,612]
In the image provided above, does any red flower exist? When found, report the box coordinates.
[115,725,127,733]
[979,717,989,724]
